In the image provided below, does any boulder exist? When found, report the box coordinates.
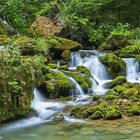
[30,16,61,37]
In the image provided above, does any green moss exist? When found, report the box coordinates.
[92,95,100,101]
[0,35,10,45]
[68,72,92,90]
[106,76,127,88]
[128,106,140,116]
[58,65,68,70]
[11,36,47,56]
[99,53,126,78]
[134,84,140,94]
[61,50,71,61]
[113,85,126,94]
[76,65,91,76]
[123,88,139,99]
[45,71,73,98]
[47,36,82,58]
[105,94,117,101]
[70,106,84,118]
[105,108,122,120]
[100,34,130,51]
[89,111,103,120]
[48,63,58,69]
[115,45,140,58]
[0,49,35,123]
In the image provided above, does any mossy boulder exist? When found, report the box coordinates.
[45,71,73,98]
[0,35,10,45]
[105,94,117,101]
[113,85,127,94]
[99,53,126,78]
[115,45,140,58]
[123,88,139,99]
[70,106,84,118]
[100,34,130,51]
[0,49,34,123]
[58,65,68,70]
[76,65,91,76]
[46,36,82,58]
[89,111,103,120]
[12,36,49,56]
[128,106,140,116]
[105,76,127,88]
[92,95,100,101]
[61,50,71,61]
[105,108,122,120]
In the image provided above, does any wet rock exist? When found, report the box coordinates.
[52,113,64,122]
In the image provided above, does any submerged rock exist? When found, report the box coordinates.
[52,113,64,122]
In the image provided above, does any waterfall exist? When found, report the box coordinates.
[69,77,85,96]
[70,50,111,95]
[123,58,140,82]
[123,58,137,81]
[70,52,82,67]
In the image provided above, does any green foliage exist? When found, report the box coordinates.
[35,38,49,54]
[110,23,132,36]
[92,95,100,101]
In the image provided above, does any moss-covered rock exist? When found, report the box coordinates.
[92,95,100,101]
[99,53,126,78]
[123,88,139,99]
[76,65,91,76]
[105,76,127,88]
[105,108,122,120]
[61,50,71,61]
[0,35,10,45]
[100,34,130,51]
[105,94,117,101]
[46,36,82,58]
[11,36,49,56]
[128,106,140,116]
[44,71,73,98]
[0,49,34,123]
[58,65,68,70]
[89,111,103,120]
[115,45,140,58]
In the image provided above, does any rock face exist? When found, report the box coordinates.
[0,49,34,123]
[30,16,61,37]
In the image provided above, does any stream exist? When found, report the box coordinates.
[1,50,140,140]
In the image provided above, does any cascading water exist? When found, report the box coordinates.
[69,77,85,96]
[2,49,140,135]
[123,58,140,83]
[70,50,111,95]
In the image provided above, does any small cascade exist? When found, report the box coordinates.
[123,58,137,81]
[136,61,140,80]
[70,52,82,67]
[70,50,111,95]
[123,58,140,83]
[69,77,85,96]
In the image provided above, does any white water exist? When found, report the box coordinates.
[123,58,140,83]
[69,77,85,96]
[1,50,140,133]
[70,50,111,95]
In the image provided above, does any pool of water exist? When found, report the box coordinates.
[1,117,140,140]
